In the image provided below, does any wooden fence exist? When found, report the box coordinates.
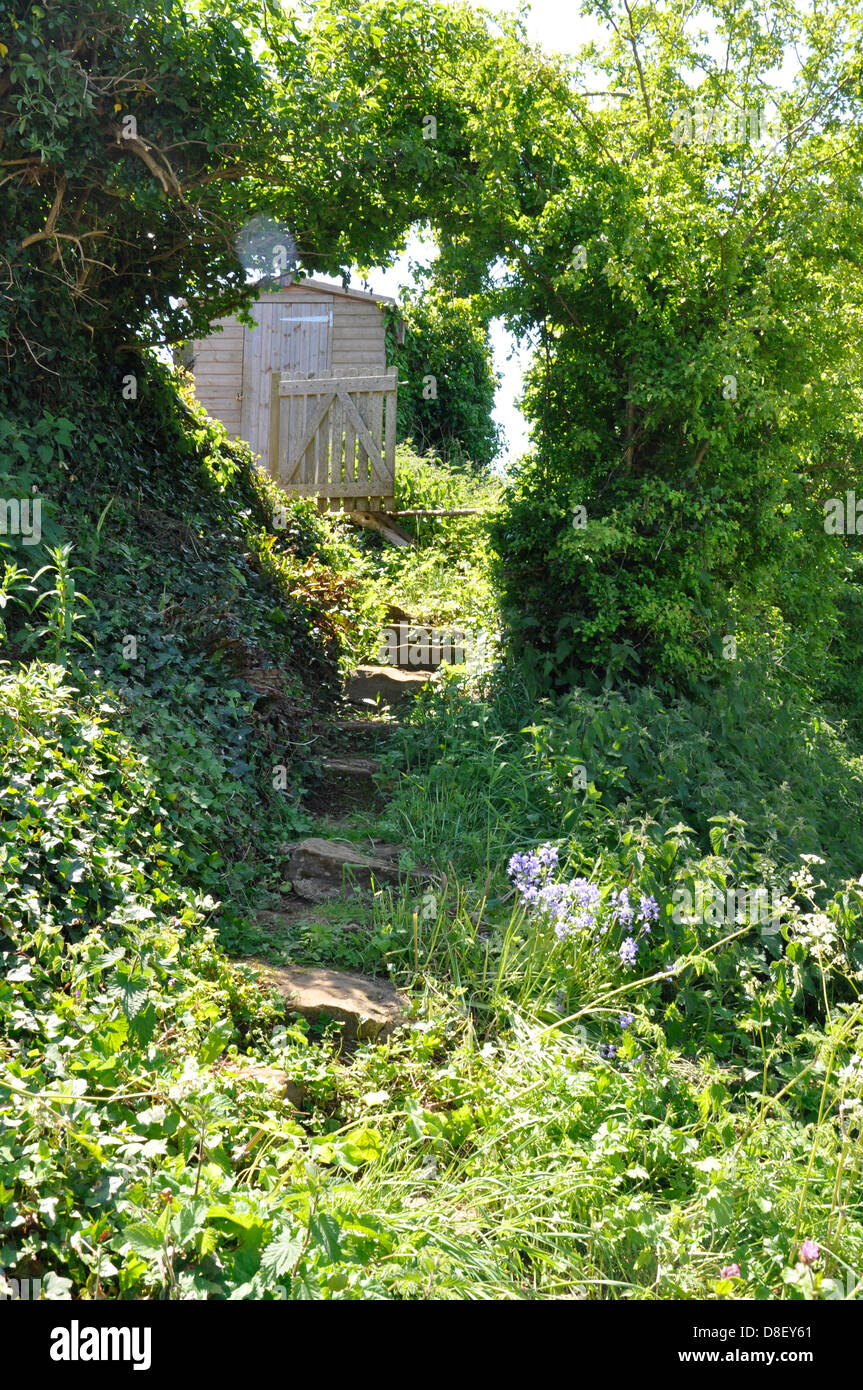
[269,365,397,511]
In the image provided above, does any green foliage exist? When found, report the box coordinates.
[473,0,863,689]
[3,0,863,1307]
[389,284,502,468]
[0,0,499,372]
[338,446,501,655]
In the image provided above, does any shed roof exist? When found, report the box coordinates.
[254,274,396,306]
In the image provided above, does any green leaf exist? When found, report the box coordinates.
[308,1212,342,1262]
[199,1019,233,1064]
[260,1224,304,1279]
[122,1221,164,1261]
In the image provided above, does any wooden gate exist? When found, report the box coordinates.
[269,366,397,511]
[240,303,332,473]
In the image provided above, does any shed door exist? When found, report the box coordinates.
[240,302,332,472]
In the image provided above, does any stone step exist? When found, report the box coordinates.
[319,755,382,779]
[247,962,409,1042]
[285,836,430,902]
[375,621,474,672]
[222,1062,306,1108]
[346,665,432,706]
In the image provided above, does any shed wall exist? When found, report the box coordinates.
[188,284,389,459]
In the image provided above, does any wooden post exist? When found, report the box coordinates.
[268,370,280,479]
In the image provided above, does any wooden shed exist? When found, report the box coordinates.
[184,277,402,510]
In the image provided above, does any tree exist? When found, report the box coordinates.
[390,280,501,468]
[474,0,863,689]
[0,0,496,381]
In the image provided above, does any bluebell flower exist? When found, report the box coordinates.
[611,888,634,927]
[619,1012,635,1029]
[619,937,638,968]
[638,895,659,933]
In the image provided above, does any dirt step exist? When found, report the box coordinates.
[285,836,430,902]
[346,665,433,706]
[308,754,385,814]
[247,962,409,1042]
[322,717,399,738]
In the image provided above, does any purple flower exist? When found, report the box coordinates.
[611,888,634,927]
[720,1264,741,1280]
[536,843,560,871]
[619,937,638,968]
[508,844,559,899]
[798,1239,820,1266]
[599,1043,617,1059]
[638,895,659,923]
[619,1012,635,1029]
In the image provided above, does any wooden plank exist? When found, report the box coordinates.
[289,482,393,497]
[331,328,388,340]
[370,386,384,501]
[331,356,386,370]
[331,301,386,316]
[285,392,336,474]
[384,371,396,484]
[338,390,387,484]
[342,388,356,492]
[316,377,331,493]
[191,349,243,364]
[347,511,415,547]
[391,508,480,517]
[278,378,292,486]
[328,378,343,497]
[194,389,242,402]
[302,383,318,486]
[357,390,371,497]
[279,374,391,396]
[193,332,244,345]
[194,385,242,399]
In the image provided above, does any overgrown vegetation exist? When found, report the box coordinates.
[2,0,863,1307]
[389,282,502,469]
